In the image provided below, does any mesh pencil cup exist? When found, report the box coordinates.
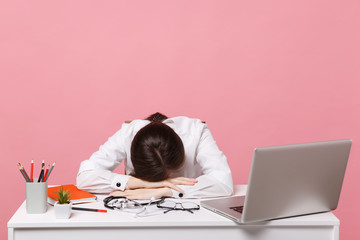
[26,178,48,214]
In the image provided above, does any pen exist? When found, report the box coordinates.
[18,163,31,182]
[72,207,107,213]
[45,162,56,181]
[38,166,44,182]
[30,159,34,182]
[43,165,50,182]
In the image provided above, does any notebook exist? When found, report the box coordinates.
[48,184,97,205]
[201,139,352,223]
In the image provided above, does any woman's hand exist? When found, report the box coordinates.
[127,176,198,193]
[110,188,172,200]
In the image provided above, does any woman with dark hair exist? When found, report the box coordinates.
[77,112,233,199]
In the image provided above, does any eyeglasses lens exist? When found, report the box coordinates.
[182,202,199,209]
[160,201,177,208]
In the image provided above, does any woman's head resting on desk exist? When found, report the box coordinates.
[130,112,185,182]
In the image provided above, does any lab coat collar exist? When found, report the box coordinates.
[162,118,176,131]
[131,118,177,135]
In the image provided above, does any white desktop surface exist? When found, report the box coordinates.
[8,185,339,240]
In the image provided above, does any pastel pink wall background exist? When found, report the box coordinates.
[1,0,359,238]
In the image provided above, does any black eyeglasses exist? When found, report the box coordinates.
[157,200,200,213]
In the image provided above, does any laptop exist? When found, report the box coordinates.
[200,139,352,223]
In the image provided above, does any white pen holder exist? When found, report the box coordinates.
[26,178,48,214]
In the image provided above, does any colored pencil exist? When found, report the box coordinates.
[38,166,44,182]
[72,207,107,213]
[18,163,30,182]
[30,159,34,182]
[45,162,56,181]
[43,165,50,182]
[19,163,31,182]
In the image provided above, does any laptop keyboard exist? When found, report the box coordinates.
[230,206,244,213]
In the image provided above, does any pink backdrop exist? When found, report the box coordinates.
[1,1,359,239]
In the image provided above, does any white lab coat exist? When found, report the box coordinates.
[77,116,233,198]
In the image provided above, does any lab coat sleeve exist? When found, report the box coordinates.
[76,125,130,193]
[172,124,234,198]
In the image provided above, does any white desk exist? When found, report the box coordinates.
[8,185,339,240]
